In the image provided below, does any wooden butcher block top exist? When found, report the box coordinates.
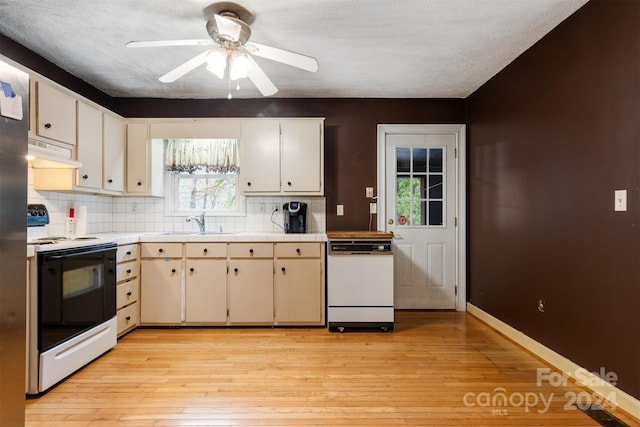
[326,231,394,240]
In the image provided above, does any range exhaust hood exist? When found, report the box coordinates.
[27,138,82,169]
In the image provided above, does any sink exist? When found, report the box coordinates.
[147,231,239,236]
[190,231,239,235]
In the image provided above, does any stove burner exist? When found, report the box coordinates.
[28,236,99,246]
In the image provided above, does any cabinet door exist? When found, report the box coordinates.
[240,120,280,193]
[76,102,103,190]
[126,123,149,194]
[140,259,182,324]
[36,81,76,145]
[185,259,227,323]
[228,259,273,324]
[103,114,125,192]
[275,259,323,324]
[281,120,323,194]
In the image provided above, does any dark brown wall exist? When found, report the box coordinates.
[467,0,640,399]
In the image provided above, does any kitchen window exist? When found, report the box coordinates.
[164,138,245,216]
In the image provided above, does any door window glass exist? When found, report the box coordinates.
[395,147,445,226]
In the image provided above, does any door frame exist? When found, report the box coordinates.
[377,124,467,311]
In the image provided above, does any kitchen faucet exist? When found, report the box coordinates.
[186,212,206,232]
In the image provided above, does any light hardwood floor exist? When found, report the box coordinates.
[26,311,638,426]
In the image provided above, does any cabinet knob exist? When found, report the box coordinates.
[171,268,176,273]
[281,267,286,272]
[126,316,131,321]
[190,267,195,273]
[82,174,89,180]
[203,248,208,253]
[234,267,238,273]
[44,122,52,129]
[247,182,252,187]
[296,248,301,254]
[249,249,254,254]
[158,248,164,253]
[126,291,132,297]
[107,178,113,183]
[126,251,132,255]
[287,181,292,186]
[126,269,132,274]
[137,181,142,186]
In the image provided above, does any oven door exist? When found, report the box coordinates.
[38,244,116,352]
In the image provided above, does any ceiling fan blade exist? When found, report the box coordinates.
[127,39,214,48]
[246,56,278,96]
[214,13,242,41]
[245,42,318,73]
[159,51,210,83]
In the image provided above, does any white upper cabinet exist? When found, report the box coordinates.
[35,81,76,145]
[281,119,323,194]
[239,120,281,193]
[103,114,125,192]
[75,101,103,191]
[240,118,324,195]
[126,122,164,197]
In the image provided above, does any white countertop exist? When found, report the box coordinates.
[27,232,326,257]
[92,232,327,245]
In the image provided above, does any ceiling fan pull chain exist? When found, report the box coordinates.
[227,73,232,99]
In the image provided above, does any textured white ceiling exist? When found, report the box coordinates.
[0,0,588,99]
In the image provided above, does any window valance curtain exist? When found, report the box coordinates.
[164,139,240,174]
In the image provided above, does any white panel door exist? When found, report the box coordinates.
[385,132,457,309]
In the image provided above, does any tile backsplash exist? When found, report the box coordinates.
[27,169,326,237]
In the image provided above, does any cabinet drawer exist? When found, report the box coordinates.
[117,260,139,282]
[228,243,273,258]
[185,243,227,258]
[116,244,139,263]
[117,302,139,335]
[276,242,321,258]
[117,277,139,309]
[141,243,183,258]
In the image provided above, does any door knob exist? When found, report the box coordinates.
[388,219,394,225]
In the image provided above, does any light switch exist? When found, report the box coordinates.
[614,190,627,211]
[337,204,344,216]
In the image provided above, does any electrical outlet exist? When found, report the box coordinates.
[370,202,377,214]
[337,205,344,216]
[366,187,374,198]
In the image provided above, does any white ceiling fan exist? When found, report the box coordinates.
[126,2,318,98]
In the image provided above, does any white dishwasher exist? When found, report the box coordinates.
[327,232,394,332]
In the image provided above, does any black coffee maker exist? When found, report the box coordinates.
[283,202,307,233]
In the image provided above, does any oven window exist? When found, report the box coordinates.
[63,265,102,298]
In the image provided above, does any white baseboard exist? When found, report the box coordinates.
[467,303,640,421]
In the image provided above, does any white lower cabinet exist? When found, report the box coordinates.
[275,243,325,325]
[140,243,183,324]
[229,259,274,325]
[228,243,274,325]
[140,259,182,324]
[116,244,140,336]
[139,241,325,326]
[185,243,227,324]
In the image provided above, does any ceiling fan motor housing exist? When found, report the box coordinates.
[206,12,252,47]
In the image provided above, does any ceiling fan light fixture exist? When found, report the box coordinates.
[206,47,228,79]
[229,51,251,80]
